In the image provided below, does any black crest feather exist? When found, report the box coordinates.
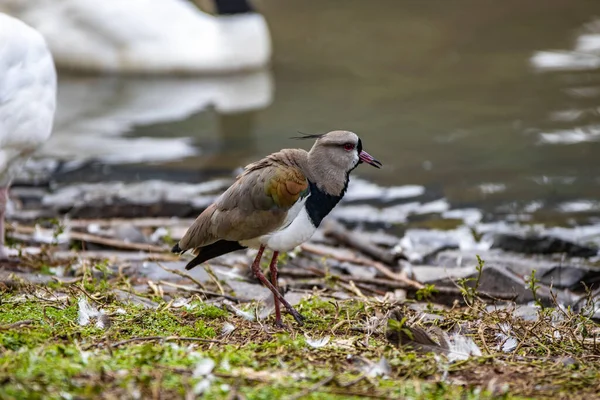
[290,131,326,140]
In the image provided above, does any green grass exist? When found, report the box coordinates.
[0,270,598,399]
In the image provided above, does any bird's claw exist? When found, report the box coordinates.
[290,309,305,325]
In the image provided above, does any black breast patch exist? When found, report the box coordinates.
[305,178,348,227]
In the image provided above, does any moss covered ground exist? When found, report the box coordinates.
[0,258,599,400]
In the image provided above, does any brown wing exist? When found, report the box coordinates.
[177,159,309,252]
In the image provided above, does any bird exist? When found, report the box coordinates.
[0,0,271,75]
[172,130,382,326]
[0,13,57,260]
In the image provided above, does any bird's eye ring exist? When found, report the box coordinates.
[343,143,355,151]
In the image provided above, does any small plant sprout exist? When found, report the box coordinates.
[416,284,439,302]
[457,254,485,306]
[526,269,543,310]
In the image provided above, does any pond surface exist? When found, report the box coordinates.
[40,0,600,225]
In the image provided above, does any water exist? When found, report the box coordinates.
[39,0,600,225]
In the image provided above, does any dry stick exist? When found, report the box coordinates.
[156,262,208,291]
[286,263,516,302]
[0,320,35,330]
[322,220,400,265]
[64,217,196,229]
[296,264,387,296]
[203,265,226,295]
[300,243,423,289]
[9,225,169,253]
[52,250,179,262]
[108,336,223,349]
[158,280,240,302]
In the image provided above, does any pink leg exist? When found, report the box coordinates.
[251,246,303,325]
[268,251,283,327]
[0,187,9,260]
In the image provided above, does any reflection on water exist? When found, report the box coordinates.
[40,0,600,223]
[41,70,273,164]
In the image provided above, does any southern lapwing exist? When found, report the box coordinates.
[0,14,57,260]
[172,130,381,326]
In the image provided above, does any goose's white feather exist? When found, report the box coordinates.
[0,0,271,74]
[0,13,56,185]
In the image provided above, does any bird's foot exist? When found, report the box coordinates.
[287,308,305,325]
[274,319,287,329]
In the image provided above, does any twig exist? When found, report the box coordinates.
[478,323,492,355]
[97,336,223,349]
[64,217,196,229]
[296,264,386,296]
[286,374,335,400]
[158,280,240,302]
[338,373,366,388]
[52,250,179,262]
[284,263,515,303]
[156,262,208,291]
[323,220,402,265]
[204,265,225,295]
[9,224,168,253]
[0,320,35,330]
[300,243,422,289]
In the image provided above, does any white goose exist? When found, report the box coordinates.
[0,0,271,74]
[0,13,57,260]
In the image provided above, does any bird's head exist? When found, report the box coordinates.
[301,130,382,173]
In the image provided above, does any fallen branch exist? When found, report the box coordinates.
[323,220,402,265]
[86,336,223,350]
[158,280,240,302]
[287,263,387,296]
[52,250,179,262]
[9,224,168,253]
[300,243,422,289]
[284,262,516,303]
[0,319,35,330]
[156,262,208,291]
[65,218,196,229]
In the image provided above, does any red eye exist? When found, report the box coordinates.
[343,143,355,151]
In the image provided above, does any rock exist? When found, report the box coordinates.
[410,265,476,284]
[0,269,54,286]
[539,265,600,291]
[432,249,559,277]
[397,227,492,264]
[41,180,231,218]
[492,234,598,258]
[226,280,270,302]
[135,261,211,283]
[113,224,148,244]
[430,264,566,305]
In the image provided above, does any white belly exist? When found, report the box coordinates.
[240,206,317,252]
[265,207,316,252]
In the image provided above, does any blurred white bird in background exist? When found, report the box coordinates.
[0,0,274,167]
[0,13,57,260]
[0,0,271,74]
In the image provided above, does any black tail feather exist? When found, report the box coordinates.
[171,243,183,254]
[184,240,246,270]
[214,0,254,15]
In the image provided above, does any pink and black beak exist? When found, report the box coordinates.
[357,139,382,168]
[359,150,382,168]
